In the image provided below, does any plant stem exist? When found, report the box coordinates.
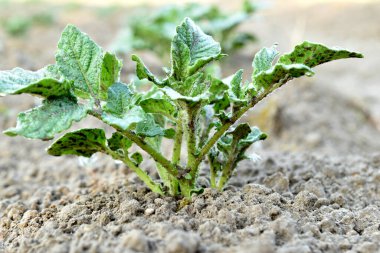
[124,157,164,195]
[217,139,238,191]
[156,163,179,196]
[89,111,180,178]
[178,179,193,198]
[195,92,268,168]
[172,111,184,165]
[208,154,217,189]
[184,104,200,181]
[121,130,179,177]
[107,150,164,195]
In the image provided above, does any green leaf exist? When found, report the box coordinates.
[171,36,191,81]
[0,67,71,98]
[213,93,231,114]
[204,13,247,33]
[243,0,256,14]
[102,106,145,131]
[234,126,266,164]
[100,52,122,100]
[171,17,222,79]
[103,82,132,117]
[208,147,223,172]
[253,63,313,93]
[216,124,266,171]
[164,128,176,139]
[4,97,89,140]
[208,75,229,101]
[47,128,107,157]
[227,123,252,142]
[238,126,267,150]
[102,106,167,138]
[250,42,363,96]
[135,114,166,137]
[139,98,177,119]
[278,41,363,68]
[108,132,132,153]
[253,45,279,76]
[177,72,204,96]
[196,105,215,147]
[161,86,209,103]
[131,152,143,166]
[230,69,244,99]
[131,54,167,86]
[224,33,256,52]
[56,25,103,99]
[218,123,265,156]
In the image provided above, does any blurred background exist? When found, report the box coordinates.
[0,0,379,159]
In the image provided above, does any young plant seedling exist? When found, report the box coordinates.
[111,0,257,58]
[0,18,362,198]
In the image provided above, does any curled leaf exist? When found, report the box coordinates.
[278,41,363,68]
[0,67,71,98]
[132,54,167,86]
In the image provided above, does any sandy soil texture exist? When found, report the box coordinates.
[0,1,380,252]
[1,150,380,252]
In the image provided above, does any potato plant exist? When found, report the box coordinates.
[111,1,257,57]
[0,18,362,198]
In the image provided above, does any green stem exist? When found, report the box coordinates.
[122,130,179,177]
[217,140,238,191]
[107,150,164,195]
[156,163,179,196]
[178,179,194,199]
[89,110,180,178]
[208,154,217,189]
[172,111,184,165]
[125,157,164,195]
[195,92,268,168]
[184,104,200,181]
